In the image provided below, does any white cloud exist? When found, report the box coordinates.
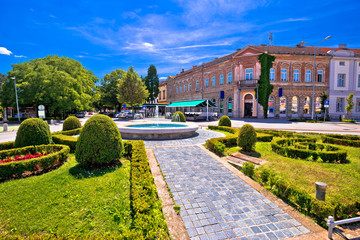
[14,55,27,58]
[159,77,167,80]
[0,47,12,55]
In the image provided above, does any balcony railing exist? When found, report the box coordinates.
[238,79,258,87]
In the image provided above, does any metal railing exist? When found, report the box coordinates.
[238,79,258,87]
[327,216,360,239]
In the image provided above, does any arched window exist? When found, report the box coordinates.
[220,75,224,85]
[206,78,209,88]
[228,72,232,84]
[180,86,182,93]
[176,86,179,94]
[227,97,233,116]
[268,96,275,116]
[212,77,215,87]
[196,81,199,90]
[280,96,286,115]
[219,99,224,114]
[189,83,192,92]
[316,97,322,114]
[304,96,310,114]
[292,96,299,115]
[185,84,187,92]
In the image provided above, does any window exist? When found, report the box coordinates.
[227,97,233,116]
[163,90,165,99]
[228,72,232,84]
[339,61,345,66]
[305,70,311,82]
[270,69,275,81]
[337,74,345,87]
[358,75,360,88]
[317,70,323,82]
[293,70,299,82]
[189,83,192,92]
[196,81,199,90]
[185,84,187,92]
[206,78,209,88]
[212,77,215,87]
[356,98,360,112]
[245,68,253,80]
[280,96,286,114]
[176,86,178,94]
[336,97,345,112]
[219,99,224,114]
[281,69,287,82]
[220,75,224,85]
[304,97,310,114]
[159,93,161,100]
[292,96,298,114]
[180,86,182,93]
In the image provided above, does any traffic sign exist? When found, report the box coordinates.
[324,100,329,108]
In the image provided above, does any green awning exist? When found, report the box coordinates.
[167,100,217,108]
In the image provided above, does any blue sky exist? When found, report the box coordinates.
[1,0,359,81]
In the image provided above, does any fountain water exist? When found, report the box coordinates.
[173,112,180,122]
[155,105,159,127]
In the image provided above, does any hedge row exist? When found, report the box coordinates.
[0,144,70,180]
[250,167,359,227]
[206,125,273,155]
[52,127,82,136]
[271,138,347,163]
[322,134,360,148]
[0,141,15,151]
[128,140,169,239]
[52,135,78,152]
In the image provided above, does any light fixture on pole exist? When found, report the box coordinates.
[11,76,21,122]
[301,36,331,120]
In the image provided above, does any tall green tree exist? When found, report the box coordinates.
[257,53,276,118]
[346,93,354,119]
[99,69,125,110]
[144,65,159,103]
[117,66,149,114]
[0,74,6,114]
[0,55,98,117]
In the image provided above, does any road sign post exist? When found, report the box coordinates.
[324,100,329,122]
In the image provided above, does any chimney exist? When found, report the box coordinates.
[237,48,241,51]
[181,69,184,73]
[339,44,347,49]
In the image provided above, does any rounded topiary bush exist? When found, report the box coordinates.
[238,124,257,152]
[218,115,231,127]
[15,118,52,148]
[171,111,186,122]
[75,114,123,167]
[63,116,81,131]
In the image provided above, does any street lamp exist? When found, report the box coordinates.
[11,76,21,122]
[301,36,331,120]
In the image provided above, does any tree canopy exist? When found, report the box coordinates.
[0,55,98,116]
[143,65,159,103]
[257,53,276,118]
[117,66,149,110]
[98,69,125,110]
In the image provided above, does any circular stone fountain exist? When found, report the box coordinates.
[118,122,199,140]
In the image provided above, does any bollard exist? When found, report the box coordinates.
[3,123,8,132]
[315,182,327,201]
[50,119,54,125]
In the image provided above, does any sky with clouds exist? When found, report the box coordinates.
[1,0,359,81]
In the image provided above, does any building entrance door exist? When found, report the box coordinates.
[244,102,253,117]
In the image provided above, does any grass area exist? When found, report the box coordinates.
[209,128,234,137]
[0,154,131,238]
[0,126,18,131]
[217,129,360,205]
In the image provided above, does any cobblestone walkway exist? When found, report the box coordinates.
[142,129,225,147]
[153,146,309,240]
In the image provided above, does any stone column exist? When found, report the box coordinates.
[298,97,305,118]
[286,96,292,119]
[274,97,280,118]
[233,87,240,118]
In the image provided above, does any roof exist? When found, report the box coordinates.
[159,81,166,86]
[306,47,360,56]
[251,45,330,56]
[167,100,217,108]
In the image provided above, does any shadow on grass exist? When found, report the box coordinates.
[239,150,262,158]
[69,161,122,179]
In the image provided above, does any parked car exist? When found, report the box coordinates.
[124,112,134,119]
[75,112,85,118]
[88,112,93,115]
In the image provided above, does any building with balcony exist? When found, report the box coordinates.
[166,44,331,118]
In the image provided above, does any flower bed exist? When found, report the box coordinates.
[271,138,347,163]
[0,144,70,180]
[322,134,360,148]
[0,152,50,164]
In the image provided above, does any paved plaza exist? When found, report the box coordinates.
[153,146,310,240]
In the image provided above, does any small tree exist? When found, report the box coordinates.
[346,93,354,119]
[320,91,328,117]
[117,66,149,116]
[257,53,276,118]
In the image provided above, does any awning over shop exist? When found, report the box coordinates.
[166,100,217,108]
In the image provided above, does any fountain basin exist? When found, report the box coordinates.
[118,122,199,140]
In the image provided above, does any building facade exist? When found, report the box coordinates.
[166,45,331,118]
[158,80,167,105]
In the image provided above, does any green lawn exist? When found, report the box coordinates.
[0,155,131,238]
[215,130,360,206]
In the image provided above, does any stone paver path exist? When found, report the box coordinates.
[153,146,310,240]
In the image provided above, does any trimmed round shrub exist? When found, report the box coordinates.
[75,114,123,167]
[242,162,255,178]
[238,124,257,152]
[218,115,231,127]
[171,111,186,122]
[15,118,52,148]
[63,116,81,131]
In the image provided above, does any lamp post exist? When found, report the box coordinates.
[302,36,331,120]
[11,76,21,122]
